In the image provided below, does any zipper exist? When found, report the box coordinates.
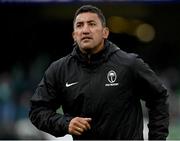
[87,54,91,64]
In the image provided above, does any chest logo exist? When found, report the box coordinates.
[66,82,78,87]
[105,70,119,86]
[107,70,117,83]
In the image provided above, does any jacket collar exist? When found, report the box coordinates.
[71,40,119,66]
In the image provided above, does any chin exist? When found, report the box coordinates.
[81,46,93,54]
[81,44,93,50]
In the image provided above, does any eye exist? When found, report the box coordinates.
[76,23,83,28]
[76,24,81,28]
[89,22,96,26]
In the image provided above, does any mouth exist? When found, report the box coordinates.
[81,37,93,41]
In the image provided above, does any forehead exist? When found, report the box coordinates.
[74,12,100,23]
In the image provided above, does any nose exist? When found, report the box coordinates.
[82,24,90,34]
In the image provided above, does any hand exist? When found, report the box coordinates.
[68,117,92,136]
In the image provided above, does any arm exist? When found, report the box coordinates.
[133,57,169,140]
[29,62,73,137]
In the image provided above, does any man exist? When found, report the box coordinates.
[29,5,169,140]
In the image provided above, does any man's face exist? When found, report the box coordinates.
[73,12,109,54]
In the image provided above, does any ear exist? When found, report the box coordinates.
[103,27,109,39]
[72,31,76,42]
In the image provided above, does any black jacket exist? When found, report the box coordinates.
[29,40,169,140]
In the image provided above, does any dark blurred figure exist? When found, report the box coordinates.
[0,72,17,139]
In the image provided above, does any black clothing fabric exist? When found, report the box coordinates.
[29,40,169,140]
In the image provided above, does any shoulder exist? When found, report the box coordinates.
[52,53,74,67]
[46,54,73,74]
[117,49,138,60]
[115,49,150,72]
[108,41,138,62]
[112,48,138,67]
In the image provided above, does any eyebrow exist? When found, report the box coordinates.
[75,20,96,25]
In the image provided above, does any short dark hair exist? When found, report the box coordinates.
[73,5,106,27]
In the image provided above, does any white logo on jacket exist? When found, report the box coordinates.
[105,70,119,86]
[66,82,78,87]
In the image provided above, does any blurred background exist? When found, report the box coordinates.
[0,0,180,140]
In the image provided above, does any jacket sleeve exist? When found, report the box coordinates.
[29,62,73,137]
[132,56,169,140]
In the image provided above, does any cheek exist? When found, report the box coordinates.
[74,30,81,35]
[95,32,104,40]
[74,33,80,40]
[97,29,105,37]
